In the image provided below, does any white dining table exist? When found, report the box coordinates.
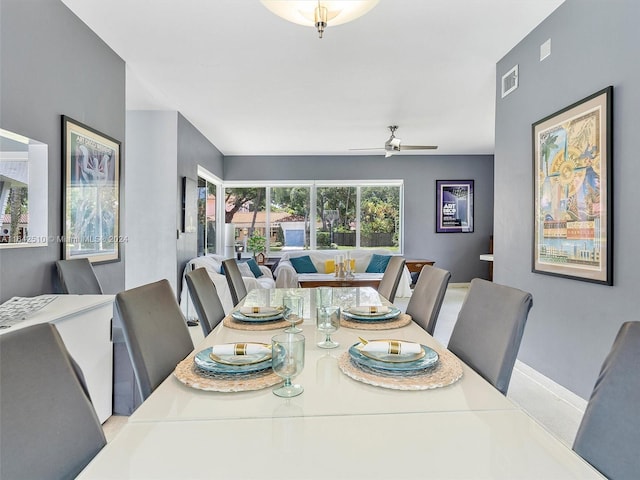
[78,287,602,479]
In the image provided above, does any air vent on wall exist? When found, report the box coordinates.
[501,64,518,98]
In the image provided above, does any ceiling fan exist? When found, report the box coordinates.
[351,126,438,157]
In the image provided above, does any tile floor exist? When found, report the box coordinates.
[104,285,587,447]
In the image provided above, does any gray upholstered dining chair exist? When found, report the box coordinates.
[0,323,106,479]
[115,279,194,401]
[222,258,248,307]
[447,278,533,395]
[405,265,451,335]
[377,256,406,303]
[573,321,640,480]
[186,267,226,336]
[56,257,103,294]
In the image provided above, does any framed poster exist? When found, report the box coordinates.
[532,86,612,285]
[182,177,197,233]
[436,180,474,233]
[62,116,121,263]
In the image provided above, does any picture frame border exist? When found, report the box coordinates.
[531,86,613,285]
[62,115,121,264]
[435,179,474,233]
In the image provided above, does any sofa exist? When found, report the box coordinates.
[179,254,275,319]
[273,249,412,298]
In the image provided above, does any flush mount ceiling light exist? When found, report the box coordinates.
[261,0,379,39]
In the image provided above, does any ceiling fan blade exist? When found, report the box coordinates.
[400,145,438,150]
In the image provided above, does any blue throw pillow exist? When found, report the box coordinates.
[246,258,264,278]
[290,255,318,274]
[365,254,392,273]
[220,259,264,278]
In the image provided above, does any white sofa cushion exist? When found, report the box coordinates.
[179,254,275,319]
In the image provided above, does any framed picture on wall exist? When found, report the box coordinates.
[436,180,474,233]
[62,116,121,263]
[532,86,613,285]
[182,177,197,233]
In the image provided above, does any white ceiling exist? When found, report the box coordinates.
[61,0,563,157]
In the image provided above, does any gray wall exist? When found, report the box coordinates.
[225,154,494,283]
[495,0,639,398]
[0,0,125,302]
[176,113,224,291]
[125,111,178,292]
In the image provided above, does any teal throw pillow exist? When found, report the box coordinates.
[246,258,264,278]
[220,259,264,278]
[365,254,392,273]
[290,255,318,274]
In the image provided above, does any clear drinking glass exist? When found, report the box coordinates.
[316,306,340,349]
[271,333,305,398]
[283,295,303,333]
[316,287,333,308]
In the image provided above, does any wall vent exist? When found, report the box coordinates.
[501,65,518,98]
[540,39,551,61]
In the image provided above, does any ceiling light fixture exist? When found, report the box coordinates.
[261,0,379,39]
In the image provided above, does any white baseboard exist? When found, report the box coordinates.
[514,360,588,413]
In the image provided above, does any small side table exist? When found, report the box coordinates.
[405,259,436,288]
[480,254,494,281]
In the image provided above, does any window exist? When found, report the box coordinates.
[316,186,356,248]
[270,186,311,253]
[196,167,221,256]
[360,185,400,251]
[224,187,267,256]
[222,181,402,255]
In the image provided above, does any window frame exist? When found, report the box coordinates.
[197,166,223,255]
[221,179,404,255]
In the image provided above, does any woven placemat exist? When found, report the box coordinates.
[340,312,412,330]
[337,348,463,390]
[174,354,282,392]
[222,315,302,331]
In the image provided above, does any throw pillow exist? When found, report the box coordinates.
[325,259,335,274]
[237,262,253,278]
[365,254,392,273]
[290,255,318,274]
[246,258,264,278]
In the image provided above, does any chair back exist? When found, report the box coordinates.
[405,265,451,335]
[377,256,406,303]
[0,323,106,479]
[115,279,194,400]
[447,278,533,394]
[186,267,226,336]
[56,258,103,294]
[573,321,640,480]
[222,258,248,306]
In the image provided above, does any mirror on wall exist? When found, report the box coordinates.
[0,128,48,247]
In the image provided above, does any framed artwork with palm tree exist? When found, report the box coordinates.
[532,86,613,285]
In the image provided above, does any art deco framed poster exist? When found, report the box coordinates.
[62,116,121,263]
[532,86,612,285]
[436,180,474,233]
